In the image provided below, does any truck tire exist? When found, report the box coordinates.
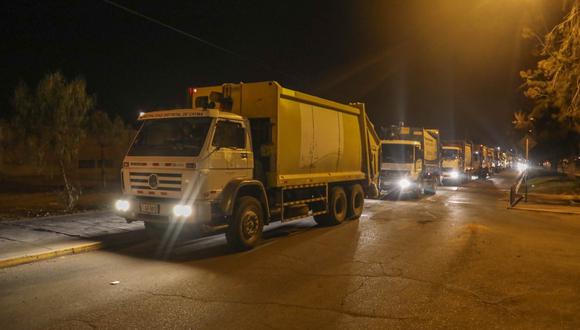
[226,196,264,251]
[411,185,422,199]
[314,186,347,226]
[424,180,437,195]
[348,184,364,220]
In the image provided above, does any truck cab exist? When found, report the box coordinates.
[441,146,463,184]
[379,125,440,198]
[115,108,255,235]
[380,140,426,195]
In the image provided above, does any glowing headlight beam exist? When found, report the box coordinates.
[173,205,193,217]
[398,178,411,189]
[115,200,130,212]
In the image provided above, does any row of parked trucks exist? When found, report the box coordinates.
[114,81,505,250]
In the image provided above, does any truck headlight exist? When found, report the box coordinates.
[115,200,130,212]
[450,171,459,179]
[173,205,192,217]
[398,178,411,189]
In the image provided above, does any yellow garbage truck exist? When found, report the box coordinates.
[441,140,474,184]
[379,125,441,197]
[114,81,380,250]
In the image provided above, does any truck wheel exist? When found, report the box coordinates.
[348,184,364,219]
[411,185,422,199]
[314,186,347,226]
[424,180,437,195]
[367,182,380,199]
[226,196,264,251]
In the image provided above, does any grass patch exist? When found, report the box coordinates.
[527,176,580,195]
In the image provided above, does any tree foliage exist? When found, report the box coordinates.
[88,110,129,188]
[13,72,94,210]
[520,1,580,134]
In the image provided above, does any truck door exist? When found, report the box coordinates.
[414,145,423,177]
[210,119,253,180]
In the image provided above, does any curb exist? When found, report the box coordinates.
[0,231,146,269]
[511,206,580,215]
[0,242,103,269]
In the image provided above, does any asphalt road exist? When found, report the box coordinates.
[1,171,579,329]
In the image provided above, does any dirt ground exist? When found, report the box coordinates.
[0,189,121,220]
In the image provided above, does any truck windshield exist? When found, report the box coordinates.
[128,118,212,157]
[442,149,459,159]
[382,144,414,163]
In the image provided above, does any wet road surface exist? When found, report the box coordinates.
[1,171,579,329]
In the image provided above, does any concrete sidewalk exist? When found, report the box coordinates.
[0,211,145,268]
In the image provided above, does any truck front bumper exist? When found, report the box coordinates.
[380,178,419,194]
[113,196,221,225]
[441,169,462,184]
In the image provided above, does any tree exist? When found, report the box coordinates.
[0,119,12,182]
[13,72,94,210]
[518,1,580,163]
[88,110,128,188]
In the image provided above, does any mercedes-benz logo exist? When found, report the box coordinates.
[148,174,159,189]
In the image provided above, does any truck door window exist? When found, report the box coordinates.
[212,121,246,149]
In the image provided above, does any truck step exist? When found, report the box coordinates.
[282,197,326,206]
[282,210,327,223]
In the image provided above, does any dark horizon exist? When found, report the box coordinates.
[0,0,567,147]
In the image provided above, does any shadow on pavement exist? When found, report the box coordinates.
[109,218,334,263]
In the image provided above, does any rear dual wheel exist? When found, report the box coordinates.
[347,184,364,220]
[314,186,347,226]
[315,184,364,226]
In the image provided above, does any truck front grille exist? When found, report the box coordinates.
[129,172,182,192]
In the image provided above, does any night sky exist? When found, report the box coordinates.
[0,0,566,146]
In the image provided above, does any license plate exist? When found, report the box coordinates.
[140,202,159,215]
